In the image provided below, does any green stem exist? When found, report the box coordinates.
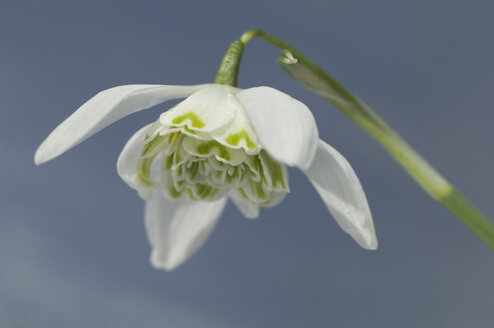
[238,29,494,250]
[214,40,245,86]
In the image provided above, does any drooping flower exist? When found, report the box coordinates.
[35,83,377,270]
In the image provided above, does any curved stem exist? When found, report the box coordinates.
[214,40,245,86]
[239,29,494,250]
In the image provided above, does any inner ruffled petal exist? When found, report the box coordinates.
[139,114,290,206]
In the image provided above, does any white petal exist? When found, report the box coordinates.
[236,86,318,170]
[145,190,227,270]
[34,84,210,165]
[116,123,154,200]
[159,84,237,133]
[229,189,259,219]
[304,140,377,249]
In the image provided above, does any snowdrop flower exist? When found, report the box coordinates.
[35,83,377,270]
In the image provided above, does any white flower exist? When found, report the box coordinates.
[35,83,377,270]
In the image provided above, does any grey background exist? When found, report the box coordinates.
[1,0,493,327]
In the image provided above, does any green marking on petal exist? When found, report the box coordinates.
[176,166,185,180]
[247,180,268,201]
[174,149,182,165]
[255,182,268,200]
[137,135,168,187]
[196,141,231,161]
[260,150,288,191]
[168,125,197,135]
[250,156,266,184]
[226,170,235,184]
[142,135,167,156]
[186,188,197,201]
[167,175,182,199]
[175,178,185,189]
[137,156,156,187]
[182,126,197,134]
[188,162,200,180]
[237,188,249,200]
[194,184,218,200]
[165,154,174,170]
[172,112,205,128]
[225,129,256,149]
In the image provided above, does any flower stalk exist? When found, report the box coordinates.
[214,40,245,86]
[231,29,494,251]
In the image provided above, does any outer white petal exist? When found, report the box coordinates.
[145,189,227,270]
[116,123,154,200]
[236,86,318,170]
[34,84,210,165]
[304,140,377,250]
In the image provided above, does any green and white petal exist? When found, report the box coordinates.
[229,189,260,219]
[145,189,227,271]
[304,140,377,250]
[261,191,288,208]
[159,84,237,134]
[116,123,155,200]
[258,150,289,192]
[236,86,318,170]
[35,84,210,165]
[182,136,248,166]
[209,97,261,155]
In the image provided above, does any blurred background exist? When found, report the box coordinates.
[1,0,493,327]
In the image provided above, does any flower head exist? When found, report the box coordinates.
[121,85,289,211]
[35,83,377,270]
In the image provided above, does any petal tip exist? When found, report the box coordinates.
[150,252,180,271]
[348,220,378,250]
[34,146,48,166]
[363,238,378,250]
[34,153,42,166]
[355,226,378,250]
